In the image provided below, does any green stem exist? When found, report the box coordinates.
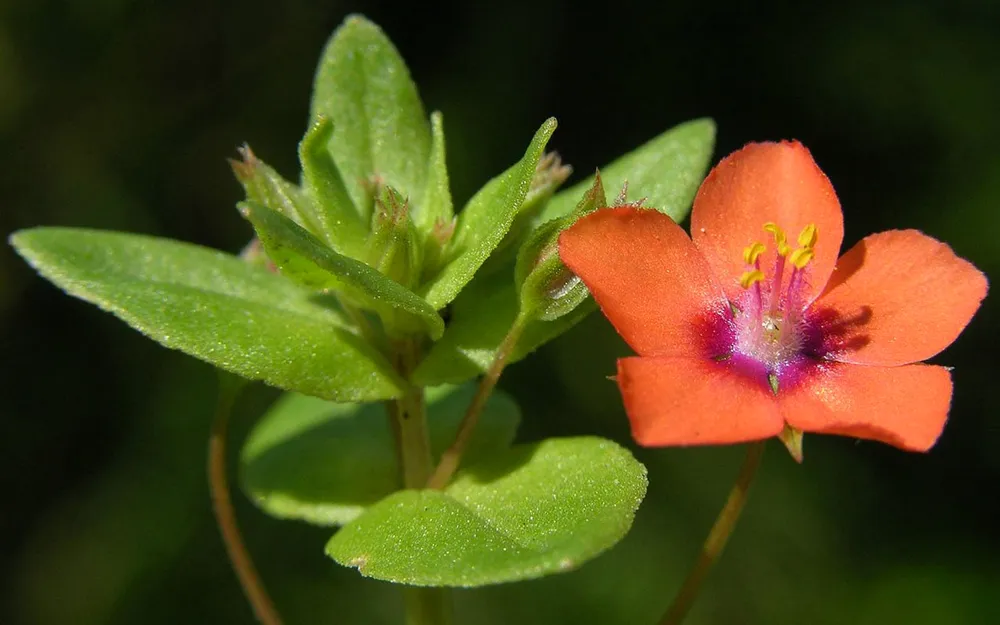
[389,341,453,625]
[402,587,453,625]
[426,313,529,490]
[657,441,767,625]
[208,373,284,625]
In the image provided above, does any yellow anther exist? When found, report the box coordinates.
[763,222,790,256]
[789,247,814,269]
[743,242,766,265]
[739,270,765,289]
[797,224,818,249]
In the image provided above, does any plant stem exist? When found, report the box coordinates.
[389,341,453,625]
[657,441,767,625]
[389,385,434,488]
[402,587,453,625]
[426,313,528,490]
[208,373,284,625]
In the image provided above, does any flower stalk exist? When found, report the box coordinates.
[657,441,766,625]
[208,372,285,625]
[426,312,530,490]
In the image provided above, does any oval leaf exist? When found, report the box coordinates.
[10,228,404,401]
[326,437,647,586]
[310,15,431,217]
[241,383,520,526]
[420,118,557,310]
[240,201,444,339]
[539,118,715,223]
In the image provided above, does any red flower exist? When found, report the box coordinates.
[559,141,987,457]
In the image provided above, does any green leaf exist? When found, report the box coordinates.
[417,111,454,233]
[10,228,404,401]
[230,145,322,236]
[298,117,368,256]
[420,118,557,310]
[310,15,431,219]
[538,118,715,223]
[327,437,647,586]
[241,383,519,526]
[414,268,595,386]
[240,201,444,339]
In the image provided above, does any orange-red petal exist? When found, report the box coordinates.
[810,230,987,366]
[559,207,729,358]
[781,362,953,452]
[618,356,784,446]
[690,141,844,304]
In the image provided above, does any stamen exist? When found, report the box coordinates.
[767,372,780,395]
[763,223,791,256]
[739,270,765,289]
[788,248,814,269]
[797,224,818,249]
[743,242,766,265]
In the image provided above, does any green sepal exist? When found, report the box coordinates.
[539,118,715,223]
[241,383,520,526]
[298,117,368,257]
[9,228,404,401]
[420,117,558,310]
[310,15,431,220]
[239,201,444,339]
[326,437,648,587]
[515,173,607,321]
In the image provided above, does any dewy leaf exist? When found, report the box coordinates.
[298,117,368,256]
[420,118,557,310]
[310,15,431,219]
[10,228,404,401]
[241,383,520,526]
[240,201,444,339]
[414,267,595,386]
[538,118,715,223]
[327,437,648,587]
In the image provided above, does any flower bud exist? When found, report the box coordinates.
[367,184,423,289]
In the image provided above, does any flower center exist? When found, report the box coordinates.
[729,222,818,393]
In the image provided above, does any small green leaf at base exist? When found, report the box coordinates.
[326,436,648,587]
[10,228,404,401]
[241,383,520,526]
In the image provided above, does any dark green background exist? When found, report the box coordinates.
[2,1,997,624]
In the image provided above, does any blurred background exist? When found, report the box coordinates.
[2,1,998,623]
